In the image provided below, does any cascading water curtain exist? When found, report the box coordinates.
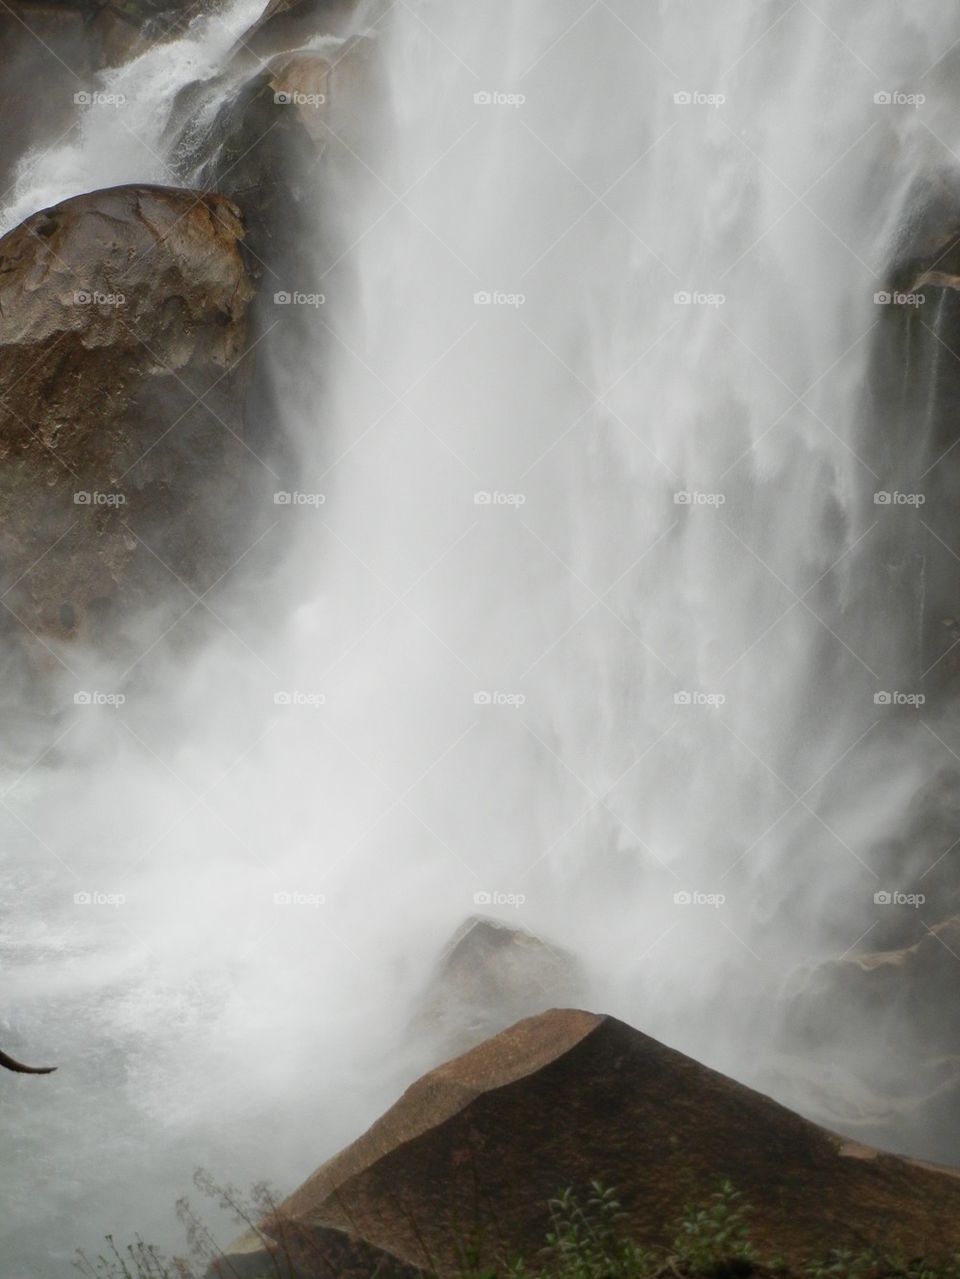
[5,1,960,1273]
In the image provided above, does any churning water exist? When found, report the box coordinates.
[3,1,960,1273]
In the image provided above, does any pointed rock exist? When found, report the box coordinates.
[218,1008,960,1277]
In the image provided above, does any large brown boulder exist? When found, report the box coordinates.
[0,184,262,652]
[216,1008,960,1277]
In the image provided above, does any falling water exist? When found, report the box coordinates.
[4,1,960,1273]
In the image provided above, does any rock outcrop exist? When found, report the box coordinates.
[215,1008,960,1278]
[164,23,379,497]
[410,916,588,1058]
[0,184,263,652]
[783,917,960,1063]
[232,0,362,60]
[0,0,200,88]
[169,32,377,278]
[777,917,960,1163]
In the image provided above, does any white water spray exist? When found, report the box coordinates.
[3,1,960,1273]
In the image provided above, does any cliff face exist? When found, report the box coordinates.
[215,1008,960,1278]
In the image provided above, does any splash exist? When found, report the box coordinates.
[3,0,960,1271]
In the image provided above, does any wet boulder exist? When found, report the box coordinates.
[215,1008,960,1277]
[0,184,263,652]
[410,915,589,1057]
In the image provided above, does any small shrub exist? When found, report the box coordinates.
[535,1182,649,1279]
[73,1234,189,1278]
[672,1179,755,1272]
[76,1174,960,1279]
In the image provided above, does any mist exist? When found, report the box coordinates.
[3,1,960,1274]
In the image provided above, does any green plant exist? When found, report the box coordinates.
[805,1249,960,1279]
[672,1179,755,1273]
[536,1182,649,1279]
[77,1174,960,1279]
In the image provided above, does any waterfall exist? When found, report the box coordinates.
[3,1,960,1272]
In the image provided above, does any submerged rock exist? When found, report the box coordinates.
[216,1008,960,1277]
[0,184,263,652]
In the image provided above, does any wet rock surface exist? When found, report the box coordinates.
[777,916,960,1163]
[410,915,589,1058]
[0,183,265,656]
[231,0,361,60]
[217,1008,960,1277]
